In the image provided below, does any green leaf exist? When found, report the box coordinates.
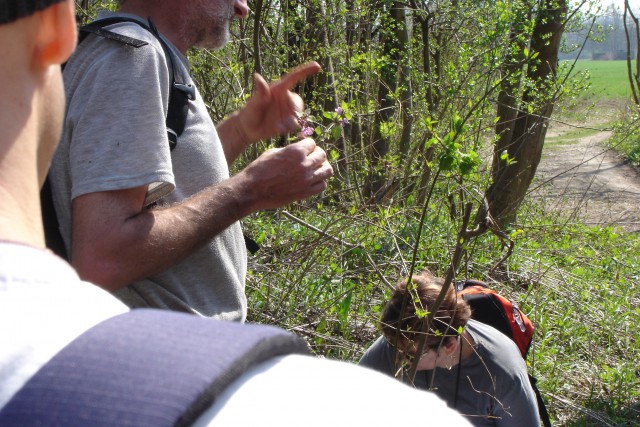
[438,151,457,171]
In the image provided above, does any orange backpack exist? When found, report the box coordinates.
[456,280,534,359]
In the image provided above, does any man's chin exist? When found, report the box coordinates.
[196,29,231,50]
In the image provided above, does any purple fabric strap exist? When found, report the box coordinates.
[0,309,309,426]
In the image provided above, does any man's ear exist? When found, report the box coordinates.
[441,336,458,356]
[32,0,76,68]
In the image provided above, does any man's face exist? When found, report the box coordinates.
[188,0,248,49]
[396,341,450,372]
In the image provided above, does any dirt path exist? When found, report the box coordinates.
[532,104,640,234]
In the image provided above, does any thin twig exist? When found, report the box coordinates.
[280,210,360,248]
[406,202,474,384]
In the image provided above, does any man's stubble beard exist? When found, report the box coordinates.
[187,0,234,50]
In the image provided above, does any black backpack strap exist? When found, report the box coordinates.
[78,16,195,150]
[144,18,195,150]
[529,374,552,427]
[0,309,309,427]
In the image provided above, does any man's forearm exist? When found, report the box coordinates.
[72,138,332,292]
[71,176,255,292]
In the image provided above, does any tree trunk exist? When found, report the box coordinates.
[415,11,441,203]
[481,0,568,227]
[365,2,398,201]
[283,0,301,71]
[492,6,532,176]
[394,2,414,159]
[623,0,639,105]
[311,0,349,177]
[252,0,264,75]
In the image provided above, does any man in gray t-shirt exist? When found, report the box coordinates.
[359,320,541,426]
[49,0,333,320]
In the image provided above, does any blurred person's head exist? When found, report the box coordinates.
[380,270,471,370]
[0,0,76,244]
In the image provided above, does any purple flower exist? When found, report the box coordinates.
[340,118,349,126]
[301,126,314,137]
[335,107,343,116]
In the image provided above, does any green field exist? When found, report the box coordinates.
[563,59,637,100]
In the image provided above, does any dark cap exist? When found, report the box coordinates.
[0,0,66,25]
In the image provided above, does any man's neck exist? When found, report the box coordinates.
[0,142,46,248]
[0,191,45,248]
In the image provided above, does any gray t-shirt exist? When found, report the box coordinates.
[50,12,247,320]
[358,320,541,427]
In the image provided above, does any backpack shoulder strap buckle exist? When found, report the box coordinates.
[174,82,196,101]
